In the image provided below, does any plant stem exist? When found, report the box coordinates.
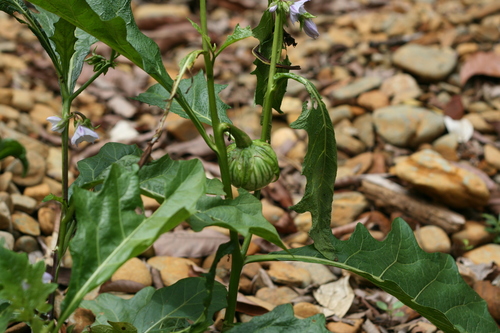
[259,9,284,142]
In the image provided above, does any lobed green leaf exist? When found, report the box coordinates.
[189,189,287,250]
[227,304,329,333]
[253,218,500,333]
[0,245,56,331]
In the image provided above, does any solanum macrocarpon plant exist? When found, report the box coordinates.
[1,0,499,332]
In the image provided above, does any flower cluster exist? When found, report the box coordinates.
[47,116,99,147]
[270,0,319,39]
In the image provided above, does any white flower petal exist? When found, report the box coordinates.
[71,125,99,146]
[444,116,474,143]
[46,116,65,133]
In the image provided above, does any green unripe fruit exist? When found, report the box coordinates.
[227,140,280,191]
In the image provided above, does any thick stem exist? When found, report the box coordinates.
[259,9,284,142]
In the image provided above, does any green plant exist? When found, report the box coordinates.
[483,213,500,244]
[0,0,499,332]
[376,300,405,325]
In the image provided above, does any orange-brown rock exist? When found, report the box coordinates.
[392,149,489,208]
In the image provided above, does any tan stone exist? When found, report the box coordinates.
[293,302,321,319]
[12,211,40,236]
[255,286,299,306]
[452,221,494,250]
[331,191,368,227]
[261,199,285,226]
[393,149,489,208]
[327,318,363,333]
[484,144,500,169]
[14,235,39,253]
[29,103,56,125]
[0,172,12,192]
[24,183,51,202]
[11,89,34,111]
[344,152,373,175]
[165,112,200,142]
[463,113,494,133]
[112,257,152,286]
[414,225,451,253]
[38,206,57,235]
[5,150,46,187]
[11,193,37,214]
[268,262,312,288]
[357,90,389,110]
[148,256,196,286]
[463,244,500,265]
[271,127,307,163]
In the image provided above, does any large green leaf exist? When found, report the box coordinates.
[0,245,57,331]
[133,277,227,332]
[59,160,206,327]
[247,218,500,333]
[28,0,200,131]
[81,287,155,325]
[28,0,167,80]
[134,71,231,126]
[274,73,338,260]
[71,143,210,203]
[189,189,286,250]
[227,304,329,333]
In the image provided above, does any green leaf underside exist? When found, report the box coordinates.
[274,73,338,260]
[189,189,286,250]
[61,160,206,325]
[84,278,226,332]
[267,219,500,333]
[251,10,291,113]
[134,71,231,126]
[0,245,57,331]
[227,304,329,333]
[34,6,97,93]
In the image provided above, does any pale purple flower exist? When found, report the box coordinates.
[47,116,65,133]
[289,0,309,23]
[270,0,319,39]
[42,272,52,284]
[302,17,319,39]
[290,0,319,39]
[71,125,99,146]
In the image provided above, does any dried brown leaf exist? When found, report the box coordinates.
[153,228,230,257]
[460,52,500,85]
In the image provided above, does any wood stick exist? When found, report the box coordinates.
[359,175,465,233]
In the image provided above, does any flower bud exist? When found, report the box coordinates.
[227,140,280,191]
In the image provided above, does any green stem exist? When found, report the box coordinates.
[223,123,253,149]
[70,51,117,100]
[240,233,252,258]
[224,231,244,330]
[259,9,284,142]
